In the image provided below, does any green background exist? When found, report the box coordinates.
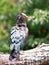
[0,0,49,53]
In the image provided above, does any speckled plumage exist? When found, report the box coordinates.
[10,25,28,51]
[9,13,28,61]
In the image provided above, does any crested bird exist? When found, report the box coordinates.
[9,13,33,61]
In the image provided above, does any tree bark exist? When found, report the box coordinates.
[0,43,49,65]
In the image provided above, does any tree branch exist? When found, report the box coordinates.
[0,43,49,65]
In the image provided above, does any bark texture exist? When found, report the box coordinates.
[0,43,49,65]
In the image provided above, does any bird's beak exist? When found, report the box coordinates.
[24,15,29,18]
[23,15,33,21]
[21,13,35,21]
[25,15,34,21]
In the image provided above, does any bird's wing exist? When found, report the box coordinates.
[20,27,28,42]
[10,26,24,51]
[10,25,28,51]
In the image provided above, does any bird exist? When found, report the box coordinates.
[9,13,33,61]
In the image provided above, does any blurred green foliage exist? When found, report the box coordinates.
[0,0,49,53]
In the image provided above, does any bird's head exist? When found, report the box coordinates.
[16,13,28,20]
[16,13,33,23]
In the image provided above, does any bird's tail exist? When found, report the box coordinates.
[9,50,20,61]
[9,44,16,61]
[9,49,16,61]
[9,48,20,61]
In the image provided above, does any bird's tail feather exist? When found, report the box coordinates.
[9,49,15,61]
[9,44,16,60]
[9,49,20,61]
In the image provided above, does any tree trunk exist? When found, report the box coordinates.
[0,43,49,65]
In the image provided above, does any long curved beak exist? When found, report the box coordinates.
[25,16,35,21]
[21,13,35,21]
[23,15,34,21]
[21,13,28,18]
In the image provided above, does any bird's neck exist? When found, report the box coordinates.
[19,18,25,23]
[17,18,27,27]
